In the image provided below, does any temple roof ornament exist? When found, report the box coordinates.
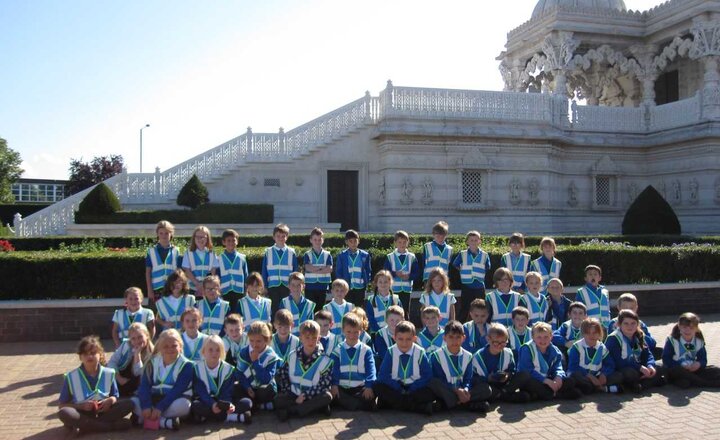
[531,0,627,19]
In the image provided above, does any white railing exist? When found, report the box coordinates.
[14,174,124,237]
[571,102,646,132]
[382,86,555,123]
[16,82,708,237]
[649,93,701,131]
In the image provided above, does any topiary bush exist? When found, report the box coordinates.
[176,174,209,209]
[622,185,681,235]
[77,183,121,216]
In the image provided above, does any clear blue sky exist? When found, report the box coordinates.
[0,0,661,179]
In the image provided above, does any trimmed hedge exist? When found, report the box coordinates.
[75,203,273,224]
[2,245,719,300]
[5,233,720,252]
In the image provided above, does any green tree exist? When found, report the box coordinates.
[0,137,24,203]
[176,174,209,209]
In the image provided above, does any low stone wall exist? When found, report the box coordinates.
[1,282,718,342]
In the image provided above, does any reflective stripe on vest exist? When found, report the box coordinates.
[222,334,248,362]
[236,347,280,388]
[561,321,582,343]
[194,360,234,397]
[282,296,316,335]
[423,242,452,280]
[434,346,471,387]
[114,308,153,339]
[198,299,230,336]
[531,257,561,290]
[463,321,490,351]
[472,347,512,378]
[609,330,642,362]
[271,334,300,366]
[522,293,547,324]
[66,366,114,403]
[238,296,272,330]
[420,293,452,326]
[324,301,354,335]
[502,252,530,289]
[573,339,606,374]
[334,343,370,388]
[418,329,444,354]
[526,341,550,377]
[187,250,212,291]
[388,251,415,293]
[182,333,207,361]
[149,246,179,291]
[577,286,610,325]
[265,247,295,287]
[156,296,196,330]
[508,327,531,351]
[487,291,520,327]
[219,251,246,294]
[151,355,190,396]
[459,250,488,285]
[369,294,400,329]
[287,350,332,396]
[669,336,704,363]
[377,327,394,351]
[346,251,366,289]
[390,344,424,385]
[304,250,332,284]
[113,339,133,371]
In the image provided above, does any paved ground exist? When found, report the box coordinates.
[2,315,720,440]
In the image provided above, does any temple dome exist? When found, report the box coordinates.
[532,0,627,19]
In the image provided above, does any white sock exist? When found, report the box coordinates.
[226,413,239,422]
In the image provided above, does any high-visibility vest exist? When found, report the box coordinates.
[287,350,332,396]
[112,339,133,371]
[389,344,425,385]
[333,342,371,388]
[387,251,415,293]
[508,327,531,352]
[148,246,179,291]
[433,346,472,387]
[265,247,296,288]
[345,251,367,289]
[113,308,154,339]
[486,290,520,327]
[458,249,488,285]
[417,328,444,354]
[668,336,704,363]
[571,339,607,374]
[423,242,453,281]
[609,330,642,362]
[198,299,230,336]
[576,286,610,325]
[65,366,114,403]
[156,296,196,330]
[531,257,561,290]
[218,251,246,294]
[281,296,316,335]
[304,249,332,284]
[181,332,207,362]
[187,249,213,291]
[150,355,191,396]
[271,333,300,366]
[521,293,548,325]
[525,341,551,377]
[238,296,272,330]
[501,252,530,290]
[236,347,280,388]
[222,334,248,362]
[194,360,235,397]
[368,293,400,330]
[472,347,512,378]
[324,301,354,335]
[419,292,452,326]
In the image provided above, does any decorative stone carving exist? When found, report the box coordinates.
[400,177,414,205]
[567,181,578,207]
[672,179,682,205]
[627,183,638,204]
[541,31,579,96]
[689,19,720,60]
[295,177,304,186]
[422,177,433,205]
[689,179,699,205]
[249,177,258,186]
[509,178,521,205]
[592,155,618,174]
[378,175,386,205]
[457,148,492,168]
[528,178,540,206]
[629,44,659,106]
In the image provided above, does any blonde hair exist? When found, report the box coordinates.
[247,321,273,342]
[524,271,542,283]
[153,329,183,356]
[180,307,202,328]
[531,321,553,336]
[128,322,154,363]
[299,320,320,337]
[349,307,369,331]
[331,278,349,292]
[288,272,305,284]
[424,268,450,294]
[124,286,144,300]
[539,237,556,251]
[201,335,226,360]
[190,225,213,251]
[156,220,175,239]
[547,277,564,289]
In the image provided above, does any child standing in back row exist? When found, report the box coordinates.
[303,227,333,312]
[335,230,372,308]
[385,230,420,315]
[262,223,299,317]
[452,230,490,323]
[182,225,217,300]
[145,220,181,304]
[422,221,453,288]
[500,233,531,294]
[530,237,561,294]
[215,229,248,313]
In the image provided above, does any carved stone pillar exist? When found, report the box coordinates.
[690,18,720,119]
[499,57,528,92]
[541,31,579,97]
[630,44,659,107]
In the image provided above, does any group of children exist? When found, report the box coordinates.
[57,220,720,435]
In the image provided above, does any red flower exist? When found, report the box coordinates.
[0,240,15,252]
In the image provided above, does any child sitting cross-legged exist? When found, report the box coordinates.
[662,312,720,388]
[462,299,490,354]
[508,307,532,360]
[221,314,247,367]
[472,324,531,403]
[428,320,492,413]
[236,322,282,410]
[567,318,623,395]
[330,313,377,411]
[417,306,445,354]
[374,321,438,415]
[274,320,334,421]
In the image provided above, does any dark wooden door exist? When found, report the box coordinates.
[327,170,358,231]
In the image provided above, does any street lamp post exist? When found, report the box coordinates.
[140,124,150,173]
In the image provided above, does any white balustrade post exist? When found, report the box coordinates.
[278,127,286,156]
[13,213,22,237]
[364,91,372,122]
[246,127,254,156]
[383,80,394,116]
[154,167,161,200]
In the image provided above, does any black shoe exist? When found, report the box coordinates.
[469,401,490,413]
[368,399,378,412]
[675,378,691,389]
[169,417,180,431]
[129,414,141,427]
[323,405,332,417]
[276,408,289,422]
[503,391,531,403]
[421,402,434,416]
[242,411,252,424]
[626,383,643,394]
[564,388,583,400]
[110,419,132,431]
